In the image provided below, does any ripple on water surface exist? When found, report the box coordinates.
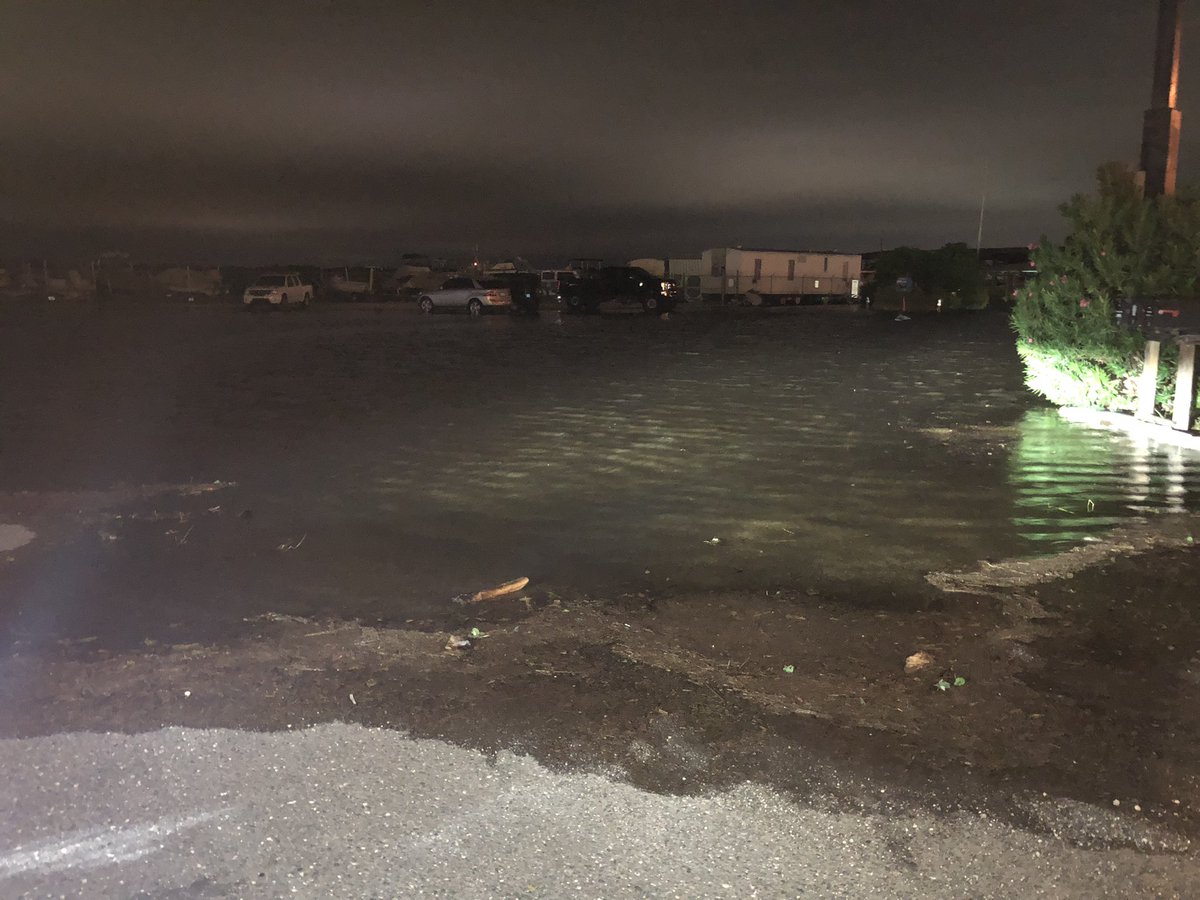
[367,330,1200,593]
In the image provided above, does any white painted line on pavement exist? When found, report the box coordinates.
[0,809,223,878]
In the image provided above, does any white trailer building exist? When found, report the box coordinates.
[699,247,862,303]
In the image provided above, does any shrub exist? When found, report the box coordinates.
[1012,164,1200,414]
[867,243,987,311]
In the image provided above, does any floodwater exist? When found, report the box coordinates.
[1008,410,1197,546]
[1,301,1198,629]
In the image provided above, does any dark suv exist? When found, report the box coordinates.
[558,266,678,314]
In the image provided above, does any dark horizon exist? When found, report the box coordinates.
[3,1,1198,266]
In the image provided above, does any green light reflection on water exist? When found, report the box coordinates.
[1007,409,1198,549]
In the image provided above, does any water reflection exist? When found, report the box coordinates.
[365,381,1198,593]
[360,327,1028,592]
[1008,410,1199,546]
[179,310,1198,595]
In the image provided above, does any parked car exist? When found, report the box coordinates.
[485,271,541,315]
[539,269,576,297]
[242,273,313,308]
[417,277,513,315]
[557,266,678,314]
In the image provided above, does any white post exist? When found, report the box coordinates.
[1138,339,1162,420]
[1172,339,1197,431]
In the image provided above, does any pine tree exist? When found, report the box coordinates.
[1012,164,1200,413]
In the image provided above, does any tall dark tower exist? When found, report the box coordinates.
[1140,0,1184,197]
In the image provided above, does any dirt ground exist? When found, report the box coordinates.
[2,299,1199,858]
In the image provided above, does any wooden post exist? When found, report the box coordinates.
[1172,339,1198,430]
[1138,339,1162,420]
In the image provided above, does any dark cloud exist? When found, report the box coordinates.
[2,1,1196,263]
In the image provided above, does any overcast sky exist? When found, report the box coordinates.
[2,1,1197,264]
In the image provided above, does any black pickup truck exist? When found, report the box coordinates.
[557,266,678,314]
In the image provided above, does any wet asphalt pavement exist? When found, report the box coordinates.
[2,724,1195,899]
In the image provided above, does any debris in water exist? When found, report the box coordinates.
[245,612,309,625]
[704,537,721,545]
[905,651,934,673]
[782,665,795,674]
[453,576,530,605]
[277,534,306,551]
[445,635,473,651]
[0,524,36,553]
[894,314,911,322]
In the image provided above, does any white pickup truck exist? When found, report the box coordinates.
[243,273,313,308]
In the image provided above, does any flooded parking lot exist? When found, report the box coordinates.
[5,297,1200,856]
[2,300,1199,639]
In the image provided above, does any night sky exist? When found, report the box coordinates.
[3,1,1198,264]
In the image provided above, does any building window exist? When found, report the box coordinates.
[823,257,829,273]
[710,259,722,276]
[787,260,795,281]
[753,258,762,282]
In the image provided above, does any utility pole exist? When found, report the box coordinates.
[1139,0,1184,197]
[975,160,988,257]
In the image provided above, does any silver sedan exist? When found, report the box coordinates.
[418,277,512,315]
